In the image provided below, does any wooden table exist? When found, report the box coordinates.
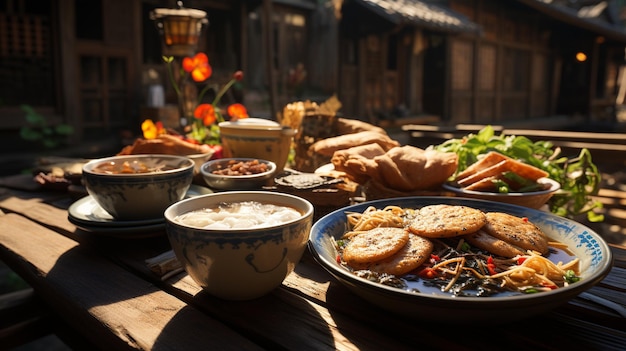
[0,175,625,350]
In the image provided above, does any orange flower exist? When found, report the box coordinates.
[194,104,217,126]
[141,119,164,139]
[182,53,212,82]
[227,103,249,121]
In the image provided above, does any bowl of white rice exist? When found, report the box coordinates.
[164,191,314,300]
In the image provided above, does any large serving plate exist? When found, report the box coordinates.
[308,196,613,323]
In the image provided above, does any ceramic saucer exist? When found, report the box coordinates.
[68,184,212,236]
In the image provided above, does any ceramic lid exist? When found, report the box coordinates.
[219,118,282,129]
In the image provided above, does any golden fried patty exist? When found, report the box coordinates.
[482,212,548,254]
[464,230,526,258]
[342,227,410,265]
[356,234,434,276]
[408,204,487,238]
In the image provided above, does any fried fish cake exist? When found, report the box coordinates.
[482,212,548,254]
[408,204,487,238]
[363,234,434,275]
[342,227,410,264]
[465,230,525,258]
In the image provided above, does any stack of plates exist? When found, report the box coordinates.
[68,185,212,238]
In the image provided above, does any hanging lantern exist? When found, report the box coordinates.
[150,1,208,57]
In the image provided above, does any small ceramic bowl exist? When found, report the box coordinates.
[200,158,276,190]
[219,118,296,172]
[82,154,194,220]
[441,177,561,209]
[164,191,314,300]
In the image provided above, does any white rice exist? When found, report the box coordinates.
[175,201,301,229]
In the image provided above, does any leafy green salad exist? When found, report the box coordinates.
[430,126,603,222]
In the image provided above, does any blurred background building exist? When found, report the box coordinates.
[1,0,626,152]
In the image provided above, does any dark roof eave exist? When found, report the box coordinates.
[517,0,626,43]
[405,20,481,34]
[353,0,481,35]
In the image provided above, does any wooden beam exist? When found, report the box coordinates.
[263,0,278,119]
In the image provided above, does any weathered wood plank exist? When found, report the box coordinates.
[121,250,420,350]
[1,187,625,350]
[0,193,423,350]
[0,213,262,351]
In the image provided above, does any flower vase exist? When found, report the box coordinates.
[177,78,198,129]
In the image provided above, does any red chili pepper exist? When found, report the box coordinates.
[430,254,440,261]
[517,257,527,265]
[487,264,497,276]
[336,254,341,264]
[486,256,497,275]
[418,267,438,279]
[522,217,529,222]
[541,282,558,290]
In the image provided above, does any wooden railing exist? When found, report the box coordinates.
[403,123,626,163]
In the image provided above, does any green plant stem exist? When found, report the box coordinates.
[197,84,213,106]
[212,79,236,106]
[164,56,181,97]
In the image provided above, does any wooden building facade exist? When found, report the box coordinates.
[338,0,626,126]
[1,0,625,151]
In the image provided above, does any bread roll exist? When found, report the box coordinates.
[331,143,386,183]
[118,134,212,156]
[332,144,457,192]
[336,118,387,135]
[309,131,400,157]
[373,146,458,191]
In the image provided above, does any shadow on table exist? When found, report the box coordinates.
[153,289,337,350]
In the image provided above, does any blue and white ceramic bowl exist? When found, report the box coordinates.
[82,154,194,220]
[309,196,613,322]
[164,191,314,300]
[200,157,276,190]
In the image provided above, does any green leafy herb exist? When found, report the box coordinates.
[431,126,603,222]
[522,288,540,294]
[564,270,581,284]
[460,241,471,252]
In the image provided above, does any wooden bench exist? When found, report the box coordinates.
[377,115,440,129]
[0,288,52,349]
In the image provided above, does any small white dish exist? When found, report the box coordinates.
[68,196,164,228]
[314,163,335,174]
[69,217,167,238]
